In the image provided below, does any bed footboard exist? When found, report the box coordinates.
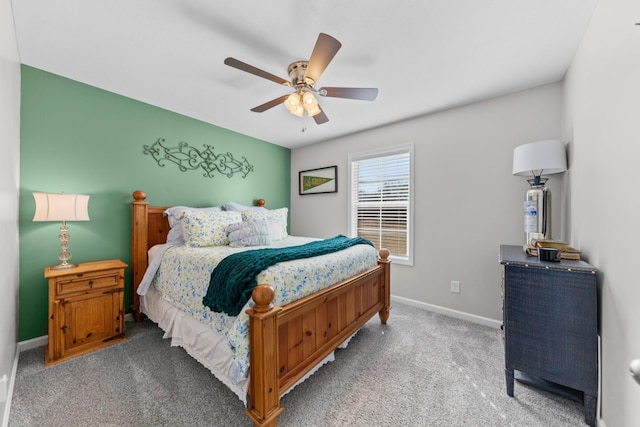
[246,250,391,427]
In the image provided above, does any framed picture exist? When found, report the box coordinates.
[299,166,338,195]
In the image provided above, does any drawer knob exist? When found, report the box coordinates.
[88,280,94,287]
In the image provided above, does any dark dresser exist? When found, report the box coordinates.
[499,245,598,426]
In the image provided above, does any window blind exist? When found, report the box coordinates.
[351,151,410,257]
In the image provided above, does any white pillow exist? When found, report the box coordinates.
[241,208,288,242]
[266,218,287,241]
[180,210,242,247]
[227,219,271,247]
[164,206,222,245]
[222,202,263,212]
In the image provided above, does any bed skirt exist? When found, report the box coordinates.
[140,289,342,405]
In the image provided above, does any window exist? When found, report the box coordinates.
[348,143,414,266]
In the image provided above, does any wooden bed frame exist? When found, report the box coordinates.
[130,190,391,427]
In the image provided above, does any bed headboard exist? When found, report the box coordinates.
[130,190,265,320]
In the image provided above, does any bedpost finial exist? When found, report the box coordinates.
[251,284,275,312]
[257,199,266,208]
[133,190,147,202]
[378,248,390,260]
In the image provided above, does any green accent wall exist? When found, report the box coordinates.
[19,66,290,341]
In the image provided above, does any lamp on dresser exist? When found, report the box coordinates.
[33,192,90,270]
[512,139,567,245]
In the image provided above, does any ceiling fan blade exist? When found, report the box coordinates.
[224,57,291,86]
[312,107,329,125]
[304,33,342,84]
[318,87,378,101]
[250,94,289,112]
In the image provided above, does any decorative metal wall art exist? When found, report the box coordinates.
[143,138,254,178]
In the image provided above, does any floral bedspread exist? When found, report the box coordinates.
[148,236,378,383]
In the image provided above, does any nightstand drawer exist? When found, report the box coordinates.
[56,270,122,295]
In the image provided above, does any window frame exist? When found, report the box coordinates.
[348,143,414,266]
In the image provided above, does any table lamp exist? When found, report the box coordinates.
[33,192,90,269]
[512,140,567,245]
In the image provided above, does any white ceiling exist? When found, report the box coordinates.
[11,0,597,149]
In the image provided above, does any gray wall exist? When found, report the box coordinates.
[562,0,640,425]
[291,83,563,322]
[0,0,21,423]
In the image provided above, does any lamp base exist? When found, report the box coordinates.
[524,177,552,246]
[54,221,76,270]
[51,262,77,270]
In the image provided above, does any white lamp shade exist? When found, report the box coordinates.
[512,139,567,177]
[33,192,90,222]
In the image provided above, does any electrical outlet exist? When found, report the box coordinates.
[450,280,460,294]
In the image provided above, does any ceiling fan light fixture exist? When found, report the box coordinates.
[292,104,304,117]
[305,104,321,117]
[302,91,321,116]
[284,92,301,113]
[285,93,304,117]
[285,92,300,108]
[302,91,316,105]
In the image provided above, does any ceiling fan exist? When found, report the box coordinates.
[224,33,378,125]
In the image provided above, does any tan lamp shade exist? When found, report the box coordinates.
[33,193,90,222]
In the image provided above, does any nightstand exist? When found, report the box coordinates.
[44,259,128,365]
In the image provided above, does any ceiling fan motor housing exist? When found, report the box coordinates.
[288,61,314,88]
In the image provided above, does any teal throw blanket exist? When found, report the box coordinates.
[203,235,374,316]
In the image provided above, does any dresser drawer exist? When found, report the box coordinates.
[56,270,122,295]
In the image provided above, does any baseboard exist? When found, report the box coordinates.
[17,335,47,353]
[1,346,19,427]
[390,294,502,329]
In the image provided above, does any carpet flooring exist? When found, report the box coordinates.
[9,302,588,426]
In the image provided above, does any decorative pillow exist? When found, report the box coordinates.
[164,206,222,245]
[265,218,288,241]
[227,219,271,247]
[241,208,288,242]
[222,202,263,212]
[180,210,242,247]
